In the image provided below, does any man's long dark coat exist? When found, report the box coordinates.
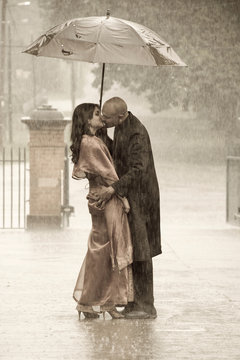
[110,112,161,261]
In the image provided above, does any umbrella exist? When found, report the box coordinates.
[23,10,186,108]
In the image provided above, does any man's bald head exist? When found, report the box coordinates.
[104,97,127,114]
[101,97,128,128]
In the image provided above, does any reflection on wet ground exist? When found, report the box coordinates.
[1,164,240,359]
[74,318,160,359]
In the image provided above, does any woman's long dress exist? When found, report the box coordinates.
[72,135,133,307]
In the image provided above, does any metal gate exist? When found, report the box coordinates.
[0,147,28,229]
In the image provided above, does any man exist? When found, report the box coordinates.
[96,97,161,319]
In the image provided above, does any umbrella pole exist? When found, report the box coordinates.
[99,63,105,109]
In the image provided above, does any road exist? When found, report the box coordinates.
[0,162,240,359]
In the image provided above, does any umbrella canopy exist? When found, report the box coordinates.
[23,12,186,107]
[23,14,186,66]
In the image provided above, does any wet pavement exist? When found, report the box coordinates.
[1,163,240,359]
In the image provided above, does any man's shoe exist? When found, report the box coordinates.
[148,313,157,319]
[124,310,150,319]
[120,303,135,316]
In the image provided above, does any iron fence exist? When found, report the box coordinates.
[0,147,28,229]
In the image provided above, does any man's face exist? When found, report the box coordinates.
[101,104,120,128]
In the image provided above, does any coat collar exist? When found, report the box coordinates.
[115,111,133,130]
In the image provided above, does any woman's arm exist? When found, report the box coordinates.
[94,133,148,203]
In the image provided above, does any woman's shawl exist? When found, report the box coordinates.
[72,135,133,271]
[72,135,118,185]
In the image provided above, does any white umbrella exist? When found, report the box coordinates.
[23,10,186,107]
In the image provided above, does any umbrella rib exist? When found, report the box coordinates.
[116,18,146,46]
[113,18,170,66]
[92,20,105,63]
[116,17,175,65]
[116,17,170,49]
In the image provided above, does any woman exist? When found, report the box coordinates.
[70,103,133,319]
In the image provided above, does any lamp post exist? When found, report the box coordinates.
[0,0,7,145]
[7,21,12,143]
[0,0,31,145]
[71,62,76,111]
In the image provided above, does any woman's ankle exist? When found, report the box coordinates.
[100,304,115,312]
[76,304,93,312]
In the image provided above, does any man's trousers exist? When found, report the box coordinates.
[130,259,156,315]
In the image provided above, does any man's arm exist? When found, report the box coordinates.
[95,133,148,203]
[112,133,148,197]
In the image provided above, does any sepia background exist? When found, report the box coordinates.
[0,0,240,359]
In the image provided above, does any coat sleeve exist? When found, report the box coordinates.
[105,135,113,156]
[111,133,148,197]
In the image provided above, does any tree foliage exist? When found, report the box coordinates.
[37,0,240,129]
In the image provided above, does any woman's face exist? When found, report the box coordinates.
[88,106,103,131]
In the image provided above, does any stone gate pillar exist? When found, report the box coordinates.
[226,117,240,226]
[22,105,71,229]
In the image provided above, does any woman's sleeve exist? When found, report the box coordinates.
[74,137,118,184]
[72,164,86,180]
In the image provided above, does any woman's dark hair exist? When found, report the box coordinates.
[70,103,99,164]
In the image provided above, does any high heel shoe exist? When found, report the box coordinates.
[76,304,100,319]
[101,306,125,320]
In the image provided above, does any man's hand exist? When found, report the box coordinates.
[93,186,115,206]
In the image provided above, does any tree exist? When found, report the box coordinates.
[37,0,240,130]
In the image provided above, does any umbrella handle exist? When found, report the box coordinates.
[99,63,105,109]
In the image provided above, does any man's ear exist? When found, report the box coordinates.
[118,115,123,125]
[118,112,128,124]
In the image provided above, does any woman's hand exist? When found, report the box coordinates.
[120,197,130,214]
[123,204,130,214]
